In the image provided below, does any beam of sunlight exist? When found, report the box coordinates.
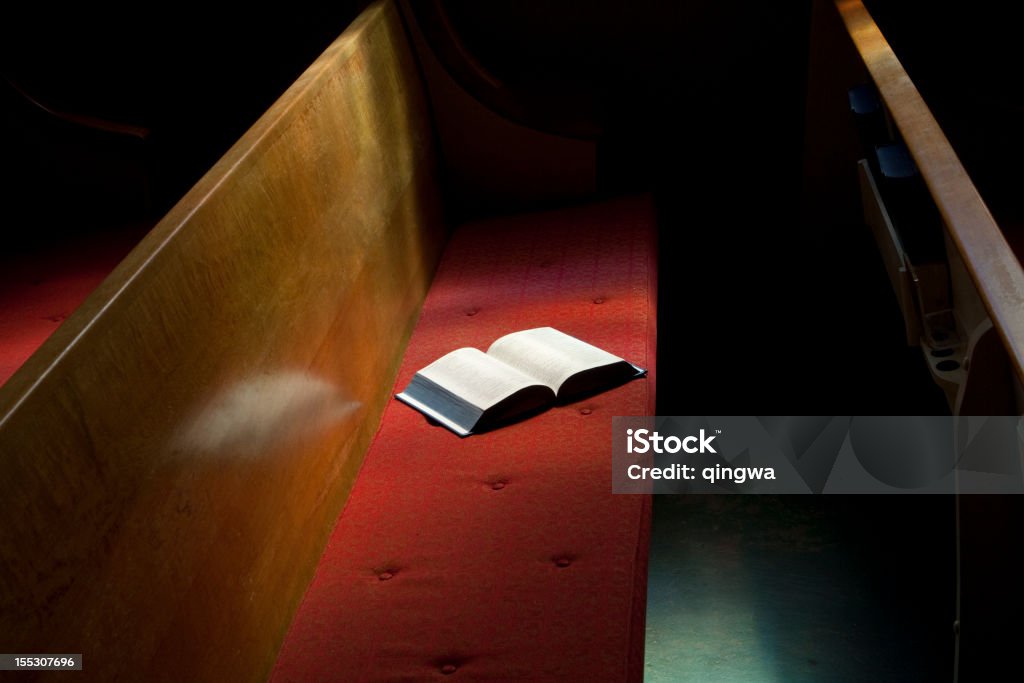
[176,371,360,457]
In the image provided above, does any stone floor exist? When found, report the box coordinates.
[645,494,955,682]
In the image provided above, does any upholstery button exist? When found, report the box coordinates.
[592,297,605,304]
[465,307,479,316]
[378,571,394,581]
[491,481,506,490]
[555,557,572,568]
[579,408,592,415]
[441,664,457,674]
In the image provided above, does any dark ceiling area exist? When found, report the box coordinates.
[1,3,370,239]
[2,0,1019,300]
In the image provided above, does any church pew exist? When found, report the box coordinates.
[805,2,1024,678]
[0,3,445,680]
[804,0,1024,414]
[0,2,657,681]
[272,195,656,682]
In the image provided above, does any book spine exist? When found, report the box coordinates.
[395,392,472,437]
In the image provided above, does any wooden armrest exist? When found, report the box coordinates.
[836,0,1024,385]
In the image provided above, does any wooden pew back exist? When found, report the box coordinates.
[0,2,444,680]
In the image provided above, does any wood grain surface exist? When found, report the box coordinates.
[0,2,445,680]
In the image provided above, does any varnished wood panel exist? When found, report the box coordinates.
[0,2,445,681]
[835,0,1024,384]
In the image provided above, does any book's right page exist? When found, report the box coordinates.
[486,327,644,400]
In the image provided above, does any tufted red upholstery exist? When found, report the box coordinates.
[0,235,137,387]
[272,195,657,682]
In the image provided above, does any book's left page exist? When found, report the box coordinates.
[397,348,554,436]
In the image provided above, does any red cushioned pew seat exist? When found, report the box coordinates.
[0,232,139,387]
[272,194,657,682]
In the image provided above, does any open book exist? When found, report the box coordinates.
[396,327,645,436]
